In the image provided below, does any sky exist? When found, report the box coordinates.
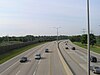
[0,0,100,36]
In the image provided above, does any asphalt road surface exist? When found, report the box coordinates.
[0,40,100,75]
[59,40,100,75]
[0,42,67,75]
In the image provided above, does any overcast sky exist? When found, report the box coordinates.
[0,0,100,36]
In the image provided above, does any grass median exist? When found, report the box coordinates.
[0,42,46,64]
[73,42,100,54]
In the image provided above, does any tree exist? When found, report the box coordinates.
[81,34,96,46]
[81,34,87,44]
[68,35,81,42]
[90,34,96,46]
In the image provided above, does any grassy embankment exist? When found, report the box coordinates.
[73,42,100,54]
[0,42,45,64]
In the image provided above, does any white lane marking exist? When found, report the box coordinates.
[76,50,86,57]
[0,61,19,74]
[74,52,87,62]
[32,51,44,75]
[79,64,87,71]
[16,70,20,75]
[79,56,87,62]
[33,71,36,75]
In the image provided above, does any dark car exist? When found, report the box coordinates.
[72,47,75,50]
[65,47,68,49]
[65,43,67,45]
[20,57,27,62]
[45,49,49,52]
[90,56,97,63]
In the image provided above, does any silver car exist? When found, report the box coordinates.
[92,66,100,74]
[35,53,41,60]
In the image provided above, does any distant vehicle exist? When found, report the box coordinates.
[65,43,67,45]
[20,57,27,62]
[90,56,97,63]
[45,49,49,52]
[72,47,75,50]
[35,53,41,59]
[65,47,68,49]
[92,66,100,74]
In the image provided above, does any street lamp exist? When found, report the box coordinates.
[53,27,61,46]
[87,0,90,75]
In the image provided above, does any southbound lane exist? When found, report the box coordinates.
[0,41,69,75]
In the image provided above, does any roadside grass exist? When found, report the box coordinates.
[73,42,100,54]
[0,42,46,64]
[0,41,23,46]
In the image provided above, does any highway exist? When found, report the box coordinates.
[59,40,100,75]
[0,40,100,75]
[0,42,68,75]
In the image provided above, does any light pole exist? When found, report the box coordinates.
[53,27,61,46]
[87,0,90,75]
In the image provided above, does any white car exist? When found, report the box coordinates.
[35,53,41,60]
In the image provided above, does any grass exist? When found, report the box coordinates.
[73,42,100,54]
[0,42,46,64]
[0,41,23,46]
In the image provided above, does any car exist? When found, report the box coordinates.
[65,43,67,45]
[90,56,97,63]
[72,47,75,50]
[35,53,41,59]
[45,49,49,52]
[65,47,68,49]
[20,57,27,62]
[92,66,100,74]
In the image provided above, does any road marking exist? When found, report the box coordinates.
[50,53,52,75]
[38,60,41,64]
[33,71,36,75]
[76,53,87,62]
[32,57,42,75]
[0,61,19,74]
[16,70,20,75]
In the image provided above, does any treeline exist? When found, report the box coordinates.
[0,34,99,55]
[0,35,68,55]
[0,34,99,46]
[0,35,68,43]
[68,34,100,46]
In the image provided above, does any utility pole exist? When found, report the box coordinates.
[57,27,58,44]
[6,35,9,42]
[87,0,90,75]
[82,28,86,34]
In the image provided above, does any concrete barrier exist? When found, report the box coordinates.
[57,42,73,75]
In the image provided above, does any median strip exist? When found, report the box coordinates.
[57,43,73,75]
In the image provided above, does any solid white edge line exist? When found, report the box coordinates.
[0,61,19,74]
